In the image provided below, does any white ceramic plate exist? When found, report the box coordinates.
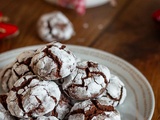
[0,45,155,120]
[45,0,109,8]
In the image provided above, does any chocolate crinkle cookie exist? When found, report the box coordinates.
[0,50,35,92]
[6,75,61,119]
[68,99,121,120]
[30,42,77,80]
[0,94,16,120]
[0,42,127,120]
[100,74,127,106]
[62,60,111,100]
[37,11,75,42]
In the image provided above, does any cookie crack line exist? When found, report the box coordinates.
[0,94,8,110]
[77,61,108,84]
[14,56,35,75]
[59,44,71,54]
[46,18,60,40]
[16,93,25,114]
[0,66,13,91]
[67,71,108,89]
[11,76,37,92]
[43,88,57,104]
[70,102,110,120]
[106,87,123,103]
[1,67,11,80]
[4,70,12,91]
[49,43,71,55]
[10,76,38,116]
[42,47,62,78]
[17,57,32,65]
[91,100,114,111]
[32,54,46,67]
[47,18,55,39]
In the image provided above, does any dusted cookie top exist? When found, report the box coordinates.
[0,94,16,120]
[101,74,127,106]
[6,75,61,118]
[62,60,111,100]
[0,50,35,92]
[68,99,121,120]
[30,42,76,80]
[37,11,75,42]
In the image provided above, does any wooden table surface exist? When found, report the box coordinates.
[0,0,160,119]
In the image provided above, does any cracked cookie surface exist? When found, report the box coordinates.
[0,94,16,120]
[30,42,76,80]
[62,60,111,100]
[100,74,127,106]
[0,50,35,92]
[68,99,121,120]
[37,11,75,42]
[6,75,61,118]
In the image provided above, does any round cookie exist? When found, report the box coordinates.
[68,99,121,120]
[62,60,111,100]
[6,75,61,118]
[30,42,77,80]
[0,94,16,120]
[0,50,35,92]
[101,74,127,106]
[37,11,75,42]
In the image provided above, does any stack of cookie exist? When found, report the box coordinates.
[0,42,127,120]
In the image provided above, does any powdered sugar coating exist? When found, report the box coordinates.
[68,99,121,120]
[6,75,61,118]
[30,42,77,80]
[62,60,111,100]
[101,74,127,106]
[91,111,121,120]
[37,11,75,42]
[0,94,16,120]
[0,50,35,92]
[71,99,93,112]
[96,97,115,106]
[47,94,72,119]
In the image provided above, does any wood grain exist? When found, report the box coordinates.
[0,0,127,52]
[0,0,159,119]
[91,0,160,119]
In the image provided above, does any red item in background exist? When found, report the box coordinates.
[0,23,19,39]
[73,0,85,15]
[58,0,85,15]
[152,9,160,22]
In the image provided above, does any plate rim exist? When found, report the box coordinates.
[45,0,109,8]
[0,44,155,120]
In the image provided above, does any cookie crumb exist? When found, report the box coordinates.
[83,23,89,29]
